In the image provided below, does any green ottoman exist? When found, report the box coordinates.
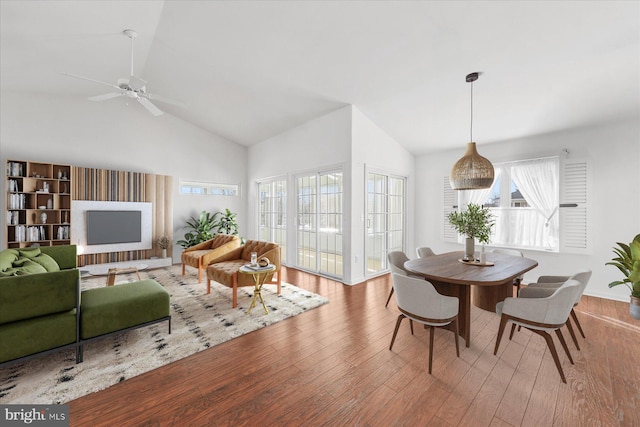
[79,279,171,362]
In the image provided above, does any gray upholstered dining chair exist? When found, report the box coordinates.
[389,273,460,374]
[491,248,525,295]
[385,251,422,307]
[518,269,592,350]
[495,279,581,383]
[416,246,436,258]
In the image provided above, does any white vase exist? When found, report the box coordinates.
[630,296,640,320]
[465,237,475,260]
[162,249,167,258]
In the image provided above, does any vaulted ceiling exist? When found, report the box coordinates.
[1,1,638,154]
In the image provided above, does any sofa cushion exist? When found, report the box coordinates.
[0,249,19,272]
[241,240,278,261]
[12,258,48,275]
[208,260,247,286]
[80,279,170,339]
[30,253,61,272]
[0,309,77,363]
[18,247,41,259]
[0,269,79,324]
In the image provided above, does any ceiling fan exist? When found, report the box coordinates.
[62,29,184,116]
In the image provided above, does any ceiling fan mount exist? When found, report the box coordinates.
[61,29,184,116]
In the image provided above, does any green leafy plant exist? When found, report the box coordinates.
[213,208,239,236]
[447,203,495,244]
[176,210,219,248]
[606,233,640,298]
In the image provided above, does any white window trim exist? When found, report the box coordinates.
[179,180,240,196]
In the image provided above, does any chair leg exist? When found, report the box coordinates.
[452,317,460,357]
[509,323,517,340]
[535,329,567,384]
[570,308,586,339]
[565,317,581,351]
[428,325,435,374]
[494,315,509,355]
[410,319,414,335]
[232,273,238,308]
[197,259,203,283]
[389,314,405,350]
[385,287,394,307]
[182,263,186,276]
[206,278,211,294]
[555,329,574,365]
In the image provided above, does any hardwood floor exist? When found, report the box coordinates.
[69,267,640,426]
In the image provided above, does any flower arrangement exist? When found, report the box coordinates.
[156,236,171,249]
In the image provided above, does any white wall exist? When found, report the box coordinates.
[247,105,414,285]
[415,119,640,302]
[351,107,415,283]
[0,92,247,263]
[247,106,352,277]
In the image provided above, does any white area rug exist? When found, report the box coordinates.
[0,265,328,404]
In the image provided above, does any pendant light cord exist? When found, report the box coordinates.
[470,79,473,142]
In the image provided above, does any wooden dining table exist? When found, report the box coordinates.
[404,251,538,347]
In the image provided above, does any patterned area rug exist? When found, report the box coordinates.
[0,265,328,404]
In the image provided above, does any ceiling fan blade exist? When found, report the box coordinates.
[61,72,120,90]
[88,92,123,102]
[144,92,187,108]
[129,76,147,91]
[137,97,163,116]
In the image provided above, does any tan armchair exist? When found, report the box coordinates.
[181,234,241,284]
[206,240,281,308]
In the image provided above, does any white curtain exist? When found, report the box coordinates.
[459,168,502,207]
[510,158,559,248]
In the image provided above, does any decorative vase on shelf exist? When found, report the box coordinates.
[465,237,475,260]
[162,249,167,259]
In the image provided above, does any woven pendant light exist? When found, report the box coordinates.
[450,72,494,190]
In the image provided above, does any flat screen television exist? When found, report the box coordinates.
[86,210,142,245]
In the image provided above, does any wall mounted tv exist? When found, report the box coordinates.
[86,210,142,245]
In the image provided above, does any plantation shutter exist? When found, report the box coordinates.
[559,158,591,253]
[443,176,458,242]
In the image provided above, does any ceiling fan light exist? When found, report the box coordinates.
[450,142,495,190]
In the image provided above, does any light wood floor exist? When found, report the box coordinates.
[70,267,640,426]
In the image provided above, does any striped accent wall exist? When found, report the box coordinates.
[73,167,173,266]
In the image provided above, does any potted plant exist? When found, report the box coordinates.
[213,208,239,236]
[156,236,171,258]
[176,210,219,248]
[605,233,640,320]
[447,203,495,260]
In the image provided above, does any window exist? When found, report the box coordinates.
[258,178,287,263]
[443,156,589,253]
[479,157,559,251]
[366,171,406,275]
[180,180,239,196]
[296,170,343,279]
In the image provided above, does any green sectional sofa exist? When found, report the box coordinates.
[0,245,171,367]
[0,245,80,365]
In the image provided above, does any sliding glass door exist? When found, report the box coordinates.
[296,170,343,279]
[366,171,405,276]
